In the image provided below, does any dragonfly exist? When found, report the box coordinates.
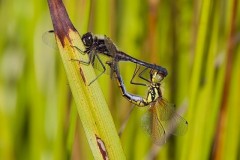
[43,30,168,85]
[76,32,168,85]
[105,38,188,145]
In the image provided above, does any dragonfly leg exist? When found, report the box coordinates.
[71,45,86,55]
[88,54,106,86]
[71,47,99,66]
[70,45,93,65]
[130,64,148,86]
[138,67,151,83]
[71,58,91,66]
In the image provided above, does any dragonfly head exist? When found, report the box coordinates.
[150,70,164,83]
[82,32,95,47]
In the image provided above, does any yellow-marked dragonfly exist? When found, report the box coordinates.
[104,37,188,145]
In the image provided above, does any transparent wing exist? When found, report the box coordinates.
[42,30,57,49]
[141,100,188,145]
[91,54,112,75]
[141,107,167,145]
[156,99,188,136]
[103,36,118,57]
[103,36,118,78]
[42,30,113,75]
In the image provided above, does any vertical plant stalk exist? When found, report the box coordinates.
[47,0,125,159]
[182,0,212,159]
[212,0,238,159]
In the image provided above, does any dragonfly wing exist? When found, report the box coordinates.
[165,111,188,136]
[103,36,120,78]
[103,36,118,57]
[91,54,112,75]
[42,30,57,49]
[141,108,167,145]
[157,99,188,136]
[141,111,152,135]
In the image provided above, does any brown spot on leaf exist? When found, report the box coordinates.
[79,67,86,84]
[95,135,109,160]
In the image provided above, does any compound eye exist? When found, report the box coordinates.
[82,32,93,47]
[155,74,163,82]
[151,71,163,83]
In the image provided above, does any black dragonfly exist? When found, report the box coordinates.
[43,30,168,85]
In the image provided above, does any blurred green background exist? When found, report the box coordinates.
[0,0,239,159]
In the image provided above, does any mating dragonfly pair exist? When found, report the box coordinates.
[44,31,188,145]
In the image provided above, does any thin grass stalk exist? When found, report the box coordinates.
[213,0,239,158]
[182,0,213,159]
[222,48,240,159]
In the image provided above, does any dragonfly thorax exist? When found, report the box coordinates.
[146,83,162,103]
[82,32,110,55]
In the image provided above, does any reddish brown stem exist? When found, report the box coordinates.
[212,0,238,159]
